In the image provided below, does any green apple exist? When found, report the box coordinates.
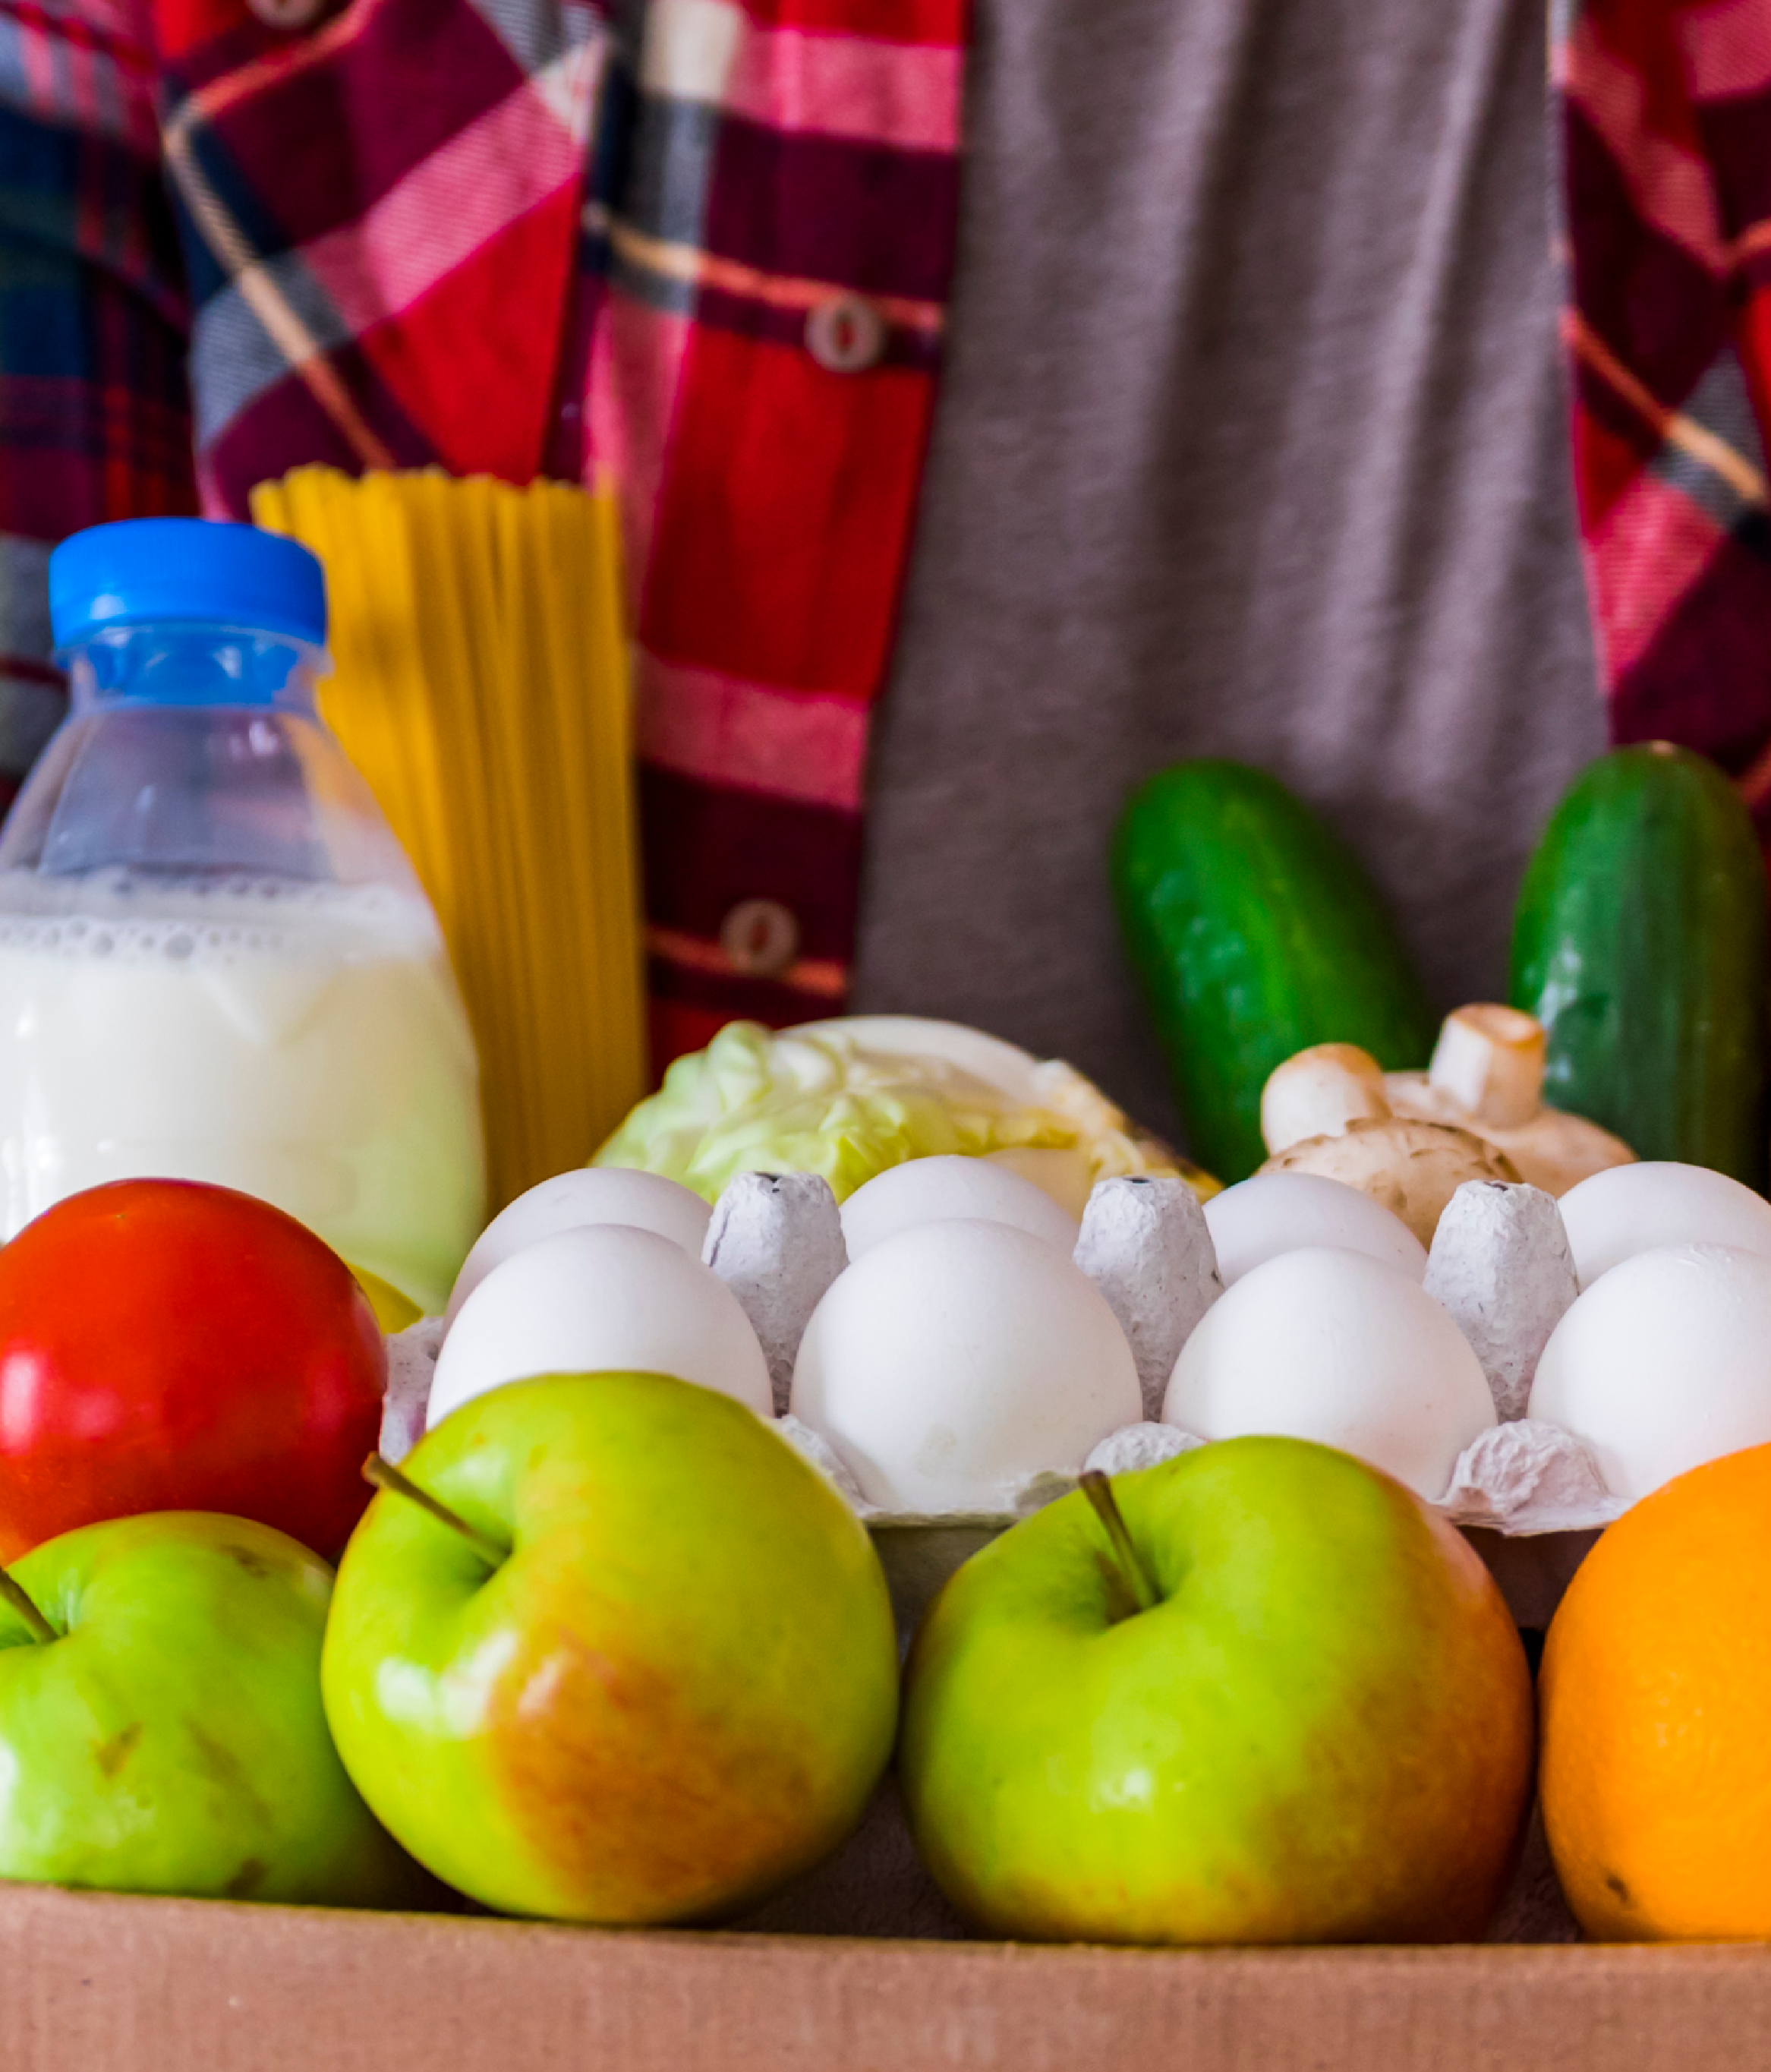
[900,1437,1535,1944]
[321,1370,899,1922]
[0,1512,423,1905]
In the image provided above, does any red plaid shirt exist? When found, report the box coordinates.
[1558,0,1771,836]
[4,0,1769,1075]
[3,0,963,1072]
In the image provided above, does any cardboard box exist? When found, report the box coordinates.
[2,1880,1767,2072]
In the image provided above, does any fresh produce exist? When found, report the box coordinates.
[0,1180,385,1562]
[1164,1248,1495,1500]
[0,1512,420,1906]
[594,1014,1202,1214]
[790,1218,1141,1512]
[838,1154,1079,1260]
[1384,1004,1634,1191]
[1539,1441,1771,1938]
[1258,1115,1517,1245]
[323,1371,898,1922]
[1113,762,1438,1184]
[1259,1040,1394,1148]
[1554,1159,1771,1287]
[1528,1244,1771,1501]
[900,1442,1534,1943]
[429,1225,774,1430]
[350,1265,424,1334]
[1203,1170,1426,1285]
[446,1168,713,1323]
[1262,1005,1636,1197]
[1511,743,1769,1187]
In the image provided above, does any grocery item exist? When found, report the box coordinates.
[1511,743,1769,1187]
[1527,1244,1771,1501]
[1258,1040,1394,1150]
[595,1014,1199,1212]
[429,1224,773,1429]
[838,1155,1079,1260]
[1265,1006,1636,1196]
[1554,1159,1771,1287]
[1163,1247,1495,1500]
[1111,761,1437,1183]
[791,1219,1142,1512]
[2,519,484,1314]
[701,1173,847,1412]
[1422,1181,1577,1419]
[1204,1171,1426,1285]
[1388,1005,1634,1193]
[351,1265,424,1334]
[0,1512,421,1906]
[1539,1441,1771,1939]
[1073,1176,1220,1418]
[900,1442,1534,1943]
[446,1168,712,1323]
[0,1180,385,1561]
[254,468,647,1212]
[323,1373,899,1922]
[1257,1115,1517,1245]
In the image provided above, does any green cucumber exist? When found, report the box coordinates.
[1510,743,1769,1187]
[1112,761,1438,1183]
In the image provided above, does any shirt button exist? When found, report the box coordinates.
[720,898,800,979]
[805,293,886,374]
[246,0,328,27]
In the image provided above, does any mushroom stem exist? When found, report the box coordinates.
[1428,1005,1546,1129]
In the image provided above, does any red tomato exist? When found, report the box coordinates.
[0,1180,385,1561]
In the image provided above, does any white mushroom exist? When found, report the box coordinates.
[1257,1005,1636,1199]
[1422,1004,1544,1128]
[1260,1042,1393,1156]
[1384,1004,1634,1195]
[1258,1118,1520,1247]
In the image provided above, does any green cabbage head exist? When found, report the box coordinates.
[594,1017,1201,1206]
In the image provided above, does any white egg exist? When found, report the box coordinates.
[838,1155,1081,1261]
[1556,1162,1771,1288]
[1203,1171,1427,1285]
[446,1168,712,1323]
[1527,1243,1771,1500]
[790,1218,1140,1513]
[430,1224,770,1427]
[1161,1245,1494,1500]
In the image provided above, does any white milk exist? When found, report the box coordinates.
[0,871,484,1314]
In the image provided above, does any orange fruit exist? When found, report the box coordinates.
[1539,1441,1771,1939]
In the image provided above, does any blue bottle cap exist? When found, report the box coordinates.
[48,518,327,650]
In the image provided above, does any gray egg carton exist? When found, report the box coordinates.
[379,1168,1626,1547]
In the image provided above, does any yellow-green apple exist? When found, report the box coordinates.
[900,1437,1534,1943]
[0,1512,422,1904]
[321,1370,899,1922]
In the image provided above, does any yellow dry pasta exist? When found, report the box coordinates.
[251,466,648,1212]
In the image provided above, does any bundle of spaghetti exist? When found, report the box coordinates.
[251,466,648,1213]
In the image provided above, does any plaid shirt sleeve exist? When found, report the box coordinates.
[588,0,964,1064]
[1556,0,1771,831]
[0,0,196,806]
[137,0,963,1071]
